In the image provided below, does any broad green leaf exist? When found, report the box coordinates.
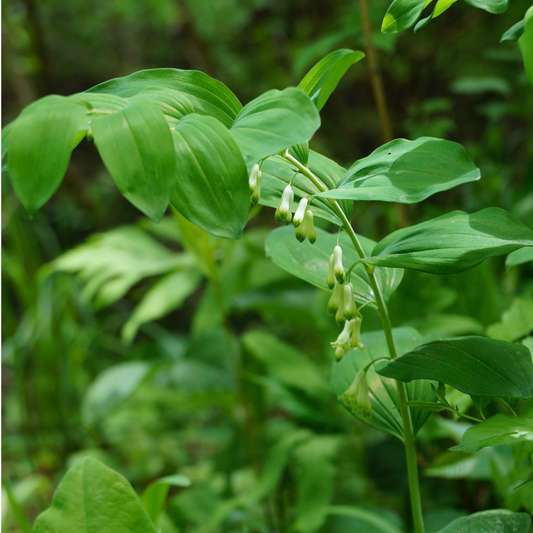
[7,96,87,216]
[381,0,428,33]
[331,328,438,439]
[363,208,533,274]
[297,49,365,111]
[242,331,330,398]
[82,362,154,425]
[454,414,533,452]
[141,475,191,525]
[433,0,459,17]
[376,336,533,399]
[487,298,533,343]
[171,114,249,239]
[32,457,157,533]
[91,99,176,221]
[230,88,320,166]
[130,87,195,125]
[425,450,489,479]
[258,151,352,227]
[506,247,533,270]
[436,510,530,533]
[289,142,309,166]
[501,19,525,42]
[463,0,509,14]
[519,7,533,87]
[318,138,480,204]
[321,506,403,533]
[86,68,242,128]
[265,226,403,308]
[122,269,203,343]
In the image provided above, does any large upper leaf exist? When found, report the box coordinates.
[91,99,176,221]
[376,336,533,399]
[318,138,480,203]
[86,68,242,127]
[7,96,87,216]
[171,114,249,239]
[265,226,403,308]
[436,510,530,533]
[381,0,428,33]
[331,328,438,439]
[297,49,365,111]
[454,414,533,452]
[32,457,157,533]
[230,88,320,166]
[259,151,352,227]
[463,0,509,15]
[362,208,533,274]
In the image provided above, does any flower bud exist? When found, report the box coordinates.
[332,319,352,349]
[293,198,308,228]
[275,185,294,224]
[327,254,336,289]
[349,316,364,351]
[338,369,372,418]
[249,163,260,194]
[335,302,345,326]
[250,170,262,206]
[306,210,316,244]
[333,245,345,283]
[334,346,345,362]
[295,215,308,242]
[327,282,343,316]
[343,283,358,320]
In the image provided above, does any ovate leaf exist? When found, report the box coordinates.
[376,336,533,399]
[91,99,176,221]
[8,96,87,216]
[32,457,157,533]
[436,510,530,533]
[86,68,242,128]
[381,0,428,33]
[331,328,438,439]
[297,49,365,111]
[463,0,509,14]
[501,19,525,42]
[506,247,533,270]
[230,88,320,166]
[318,138,480,204]
[454,414,533,452]
[265,226,403,308]
[171,114,249,239]
[363,208,533,274]
[142,475,191,525]
[486,298,533,343]
[519,7,533,87]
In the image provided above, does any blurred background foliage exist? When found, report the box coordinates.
[2,0,533,531]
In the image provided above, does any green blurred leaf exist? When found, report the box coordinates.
[506,247,533,270]
[231,88,320,166]
[7,96,87,216]
[381,0,428,33]
[91,99,176,221]
[297,49,365,111]
[377,336,533,399]
[141,474,191,525]
[425,451,490,479]
[363,208,533,274]
[86,68,242,128]
[32,457,157,533]
[501,19,525,42]
[487,298,533,343]
[265,226,403,308]
[451,76,511,96]
[331,328,438,439]
[519,7,533,86]
[453,415,533,452]
[318,138,480,203]
[171,114,249,239]
[463,0,509,14]
[82,362,154,425]
[122,269,203,343]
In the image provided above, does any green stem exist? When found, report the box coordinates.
[282,153,425,533]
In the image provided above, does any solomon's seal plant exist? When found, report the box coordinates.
[3,36,533,533]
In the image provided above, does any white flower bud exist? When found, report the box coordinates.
[327,254,336,289]
[275,185,294,224]
[327,282,343,316]
[250,170,262,206]
[332,319,352,349]
[338,369,372,418]
[334,346,345,362]
[306,210,316,244]
[333,245,345,283]
[249,163,260,194]
[343,283,358,320]
[293,197,308,228]
[295,215,308,242]
[349,316,364,351]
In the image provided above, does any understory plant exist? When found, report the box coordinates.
[2,3,533,531]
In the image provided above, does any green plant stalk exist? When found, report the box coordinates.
[283,153,425,533]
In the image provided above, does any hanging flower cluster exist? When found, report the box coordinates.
[338,369,372,418]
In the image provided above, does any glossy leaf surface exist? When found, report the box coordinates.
[171,114,249,239]
[377,336,533,399]
[436,510,530,533]
[318,138,480,204]
[381,0,427,33]
[363,208,533,274]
